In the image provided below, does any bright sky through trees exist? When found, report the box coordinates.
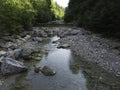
[53,0,69,8]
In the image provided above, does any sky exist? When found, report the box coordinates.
[53,0,69,8]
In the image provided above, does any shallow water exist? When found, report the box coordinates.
[25,36,87,90]
[0,36,120,90]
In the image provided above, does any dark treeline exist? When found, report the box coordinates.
[64,0,120,38]
[0,0,64,32]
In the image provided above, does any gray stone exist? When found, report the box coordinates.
[57,44,70,48]
[14,49,22,59]
[40,66,56,76]
[0,56,4,63]
[69,30,80,35]
[24,35,31,40]
[33,29,48,38]
[32,37,43,42]
[2,36,13,42]
[6,48,30,60]
[1,58,27,75]
[20,48,33,60]
[6,50,15,58]
[0,51,6,57]
[9,44,18,50]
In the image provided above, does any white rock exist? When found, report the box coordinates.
[1,58,27,75]
[0,51,6,56]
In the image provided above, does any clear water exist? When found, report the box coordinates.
[0,36,120,90]
[26,36,87,90]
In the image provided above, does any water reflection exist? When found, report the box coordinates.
[10,73,28,90]
[72,55,120,90]
[69,53,81,74]
[35,48,87,90]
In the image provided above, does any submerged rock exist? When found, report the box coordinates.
[1,58,27,75]
[41,66,56,76]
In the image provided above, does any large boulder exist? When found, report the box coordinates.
[6,47,36,60]
[6,49,22,59]
[1,58,27,75]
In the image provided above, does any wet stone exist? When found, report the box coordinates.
[57,44,70,48]
[0,51,6,57]
[32,37,43,42]
[40,66,56,76]
[1,58,27,75]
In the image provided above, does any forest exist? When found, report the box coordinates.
[0,0,64,32]
[0,0,120,39]
[64,0,120,38]
[0,1,120,90]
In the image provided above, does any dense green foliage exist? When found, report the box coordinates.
[31,0,54,23]
[30,0,64,23]
[0,0,35,32]
[0,0,64,32]
[51,1,65,19]
[64,0,120,38]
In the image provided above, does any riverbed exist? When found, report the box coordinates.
[0,26,120,90]
[0,34,120,90]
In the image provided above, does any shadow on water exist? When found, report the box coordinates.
[0,35,120,90]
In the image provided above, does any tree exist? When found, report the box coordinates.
[0,0,35,32]
[64,0,120,38]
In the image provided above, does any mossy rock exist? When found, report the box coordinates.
[41,66,56,76]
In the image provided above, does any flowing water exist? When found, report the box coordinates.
[0,36,120,90]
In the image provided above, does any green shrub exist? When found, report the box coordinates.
[31,0,64,23]
[0,0,65,32]
[0,0,36,32]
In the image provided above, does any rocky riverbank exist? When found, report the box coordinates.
[0,26,120,77]
[0,27,58,75]
[0,26,79,76]
[58,27,120,77]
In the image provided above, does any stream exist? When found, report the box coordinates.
[0,35,120,90]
